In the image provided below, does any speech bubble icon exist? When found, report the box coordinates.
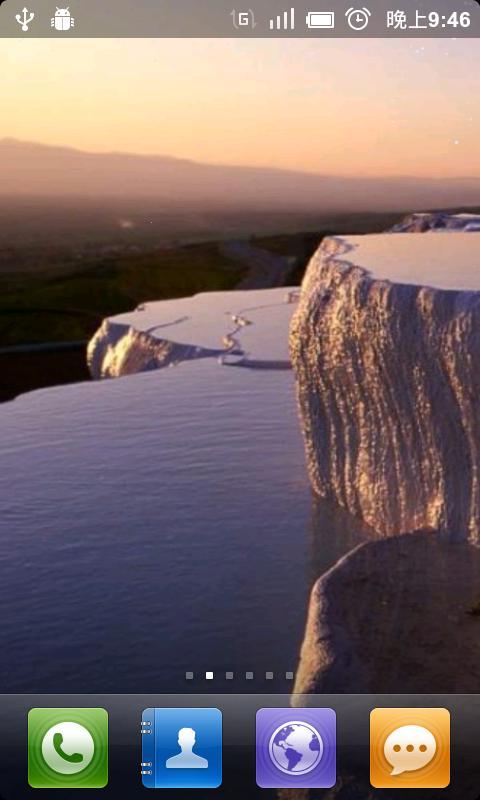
[384,725,437,776]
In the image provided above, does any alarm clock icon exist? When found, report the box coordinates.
[345,7,371,30]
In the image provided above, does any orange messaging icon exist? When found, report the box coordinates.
[370,708,450,789]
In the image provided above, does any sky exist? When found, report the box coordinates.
[0,37,479,178]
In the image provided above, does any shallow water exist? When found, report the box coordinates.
[0,362,307,691]
[0,352,369,694]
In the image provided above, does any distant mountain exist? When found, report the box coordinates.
[0,138,479,212]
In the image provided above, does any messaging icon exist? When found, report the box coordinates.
[384,724,436,776]
[370,708,450,788]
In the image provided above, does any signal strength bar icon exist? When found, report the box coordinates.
[269,7,295,29]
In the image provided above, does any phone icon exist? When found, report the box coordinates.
[53,731,84,764]
[28,708,108,788]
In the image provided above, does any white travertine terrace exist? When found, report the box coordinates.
[87,287,297,378]
[391,211,480,233]
[290,232,480,543]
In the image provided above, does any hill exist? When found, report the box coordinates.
[1,139,479,212]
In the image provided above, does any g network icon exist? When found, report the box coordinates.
[231,8,257,28]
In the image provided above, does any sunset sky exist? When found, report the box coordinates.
[1,38,478,177]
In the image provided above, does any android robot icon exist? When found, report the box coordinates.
[51,7,74,30]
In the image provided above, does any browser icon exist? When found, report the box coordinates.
[256,707,336,788]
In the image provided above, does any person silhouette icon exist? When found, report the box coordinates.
[165,727,208,769]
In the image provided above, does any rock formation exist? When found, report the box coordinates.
[288,223,480,797]
[88,287,296,378]
[290,231,480,543]
[390,211,480,233]
[87,318,219,378]
[294,531,480,696]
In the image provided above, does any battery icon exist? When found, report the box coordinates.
[306,11,335,28]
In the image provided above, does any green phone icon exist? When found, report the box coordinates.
[53,732,84,764]
[28,708,108,788]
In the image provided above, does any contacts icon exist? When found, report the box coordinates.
[166,727,208,769]
[141,708,222,788]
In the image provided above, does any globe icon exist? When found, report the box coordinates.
[268,721,323,775]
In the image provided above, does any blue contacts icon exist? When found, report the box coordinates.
[141,708,222,788]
